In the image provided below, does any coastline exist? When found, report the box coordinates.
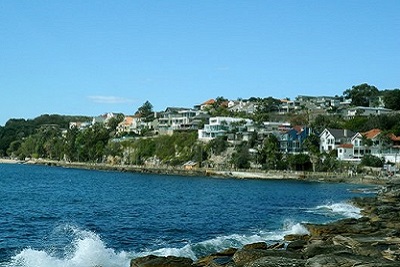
[130,182,400,266]
[0,157,393,186]
[3,158,400,266]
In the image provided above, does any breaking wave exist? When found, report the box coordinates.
[1,220,311,266]
[4,225,130,267]
[312,202,362,219]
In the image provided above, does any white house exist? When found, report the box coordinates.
[346,106,392,119]
[198,116,253,142]
[116,115,149,135]
[319,128,356,153]
[337,144,354,160]
[157,107,198,134]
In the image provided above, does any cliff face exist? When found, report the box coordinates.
[131,181,400,267]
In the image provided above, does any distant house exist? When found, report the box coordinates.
[328,128,400,163]
[279,99,300,114]
[346,106,392,119]
[279,126,311,154]
[319,128,356,153]
[116,114,148,135]
[337,144,354,160]
[194,99,216,111]
[92,112,118,126]
[69,121,91,130]
[228,100,258,114]
[157,107,198,135]
[198,116,253,142]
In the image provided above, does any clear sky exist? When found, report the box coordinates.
[1,1,399,126]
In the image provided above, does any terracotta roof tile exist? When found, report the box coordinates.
[202,99,216,105]
[338,144,354,148]
[362,128,381,139]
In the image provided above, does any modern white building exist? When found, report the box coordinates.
[198,117,253,142]
[346,106,392,119]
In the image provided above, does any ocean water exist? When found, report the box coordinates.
[0,163,376,267]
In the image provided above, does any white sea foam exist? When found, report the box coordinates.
[4,221,312,266]
[7,226,130,267]
[283,220,310,235]
[314,202,362,219]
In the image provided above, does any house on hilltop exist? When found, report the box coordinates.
[198,116,253,142]
[157,107,198,135]
[195,99,216,111]
[346,106,392,119]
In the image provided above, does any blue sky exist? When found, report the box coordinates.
[1,1,399,126]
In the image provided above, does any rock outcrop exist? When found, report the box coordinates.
[131,181,400,267]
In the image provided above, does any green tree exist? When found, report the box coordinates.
[361,155,384,168]
[343,83,380,107]
[64,127,79,162]
[253,97,281,123]
[107,113,124,132]
[287,154,312,171]
[311,115,343,133]
[207,136,228,155]
[136,101,154,122]
[383,89,400,110]
[259,134,281,170]
[231,142,250,169]
[303,134,320,172]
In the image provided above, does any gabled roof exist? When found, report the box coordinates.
[325,128,356,139]
[165,107,191,112]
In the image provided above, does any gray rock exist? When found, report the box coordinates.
[244,256,305,267]
[130,255,193,267]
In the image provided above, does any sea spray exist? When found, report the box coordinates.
[7,226,130,267]
[0,165,374,266]
[314,202,362,219]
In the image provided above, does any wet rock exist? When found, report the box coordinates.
[130,255,193,267]
[267,242,285,249]
[232,248,303,267]
[305,252,398,267]
[331,235,360,249]
[194,248,237,267]
[286,240,307,252]
[242,242,268,250]
[244,256,305,267]
[303,240,352,258]
[284,234,310,241]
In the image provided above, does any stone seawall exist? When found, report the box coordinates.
[14,158,393,185]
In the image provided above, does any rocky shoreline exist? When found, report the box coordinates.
[3,158,400,266]
[130,181,400,267]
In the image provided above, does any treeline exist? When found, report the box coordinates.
[1,83,400,172]
[2,111,400,172]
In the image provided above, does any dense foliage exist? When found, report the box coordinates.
[1,83,400,173]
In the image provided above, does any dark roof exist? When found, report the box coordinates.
[327,128,356,139]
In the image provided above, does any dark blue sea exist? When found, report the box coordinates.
[0,163,377,267]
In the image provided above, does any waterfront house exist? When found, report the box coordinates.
[319,128,356,153]
[279,126,311,154]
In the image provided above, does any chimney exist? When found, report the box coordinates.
[344,129,347,137]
